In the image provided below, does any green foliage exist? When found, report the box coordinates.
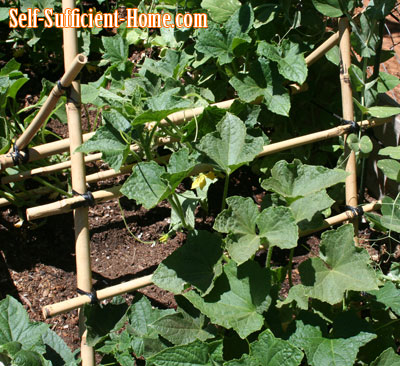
[299,224,379,305]
[0,296,77,365]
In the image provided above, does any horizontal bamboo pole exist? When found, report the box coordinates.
[42,274,153,318]
[25,117,392,221]
[1,153,102,185]
[258,117,391,157]
[26,185,122,220]
[0,132,95,172]
[162,99,235,126]
[1,142,146,185]
[41,201,380,318]
[299,201,381,237]
[14,54,87,151]
[305,31,340,66]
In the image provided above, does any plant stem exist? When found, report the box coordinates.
[221,172,230,211]
[32,176,71,197]
[117,199,155,244]
[169,193,189,229]
[266,245,274,269]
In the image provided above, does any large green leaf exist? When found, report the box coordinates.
[214,196,261,264]
[147,88,192,111]
[224,329,303,365]
[102,109,131,132]
[379,146,400,159]
[377,159,400,182]
[289,190,334,223]
[367,106,400,118]
[84,301,129,347]
[76,125,129,170]
[198,113,264,174]
[147,339,222,366]
[250,329,303,366]
[371,348,400,366]
[102,34,128,65]
[128,295,174,357]
[41,328,78,365]
[120,161,169,209]
[0,296,48,352]
[164,148,201,192]
[290,320,376,366]
[201,0,241,23]
[261,159,347,198]
[369,282,400,316]
[311,0,343,17]
[214,196,258,236]
[153,231,223,295]
[230,58,291,116]
[379,196,400,232]
[184,260,271,339]
[257,41,307,84]
[377,72,400,93]
[299,224,379,304]
[195,23,233,65]
[151,311,215,345]
[214,197,297,263]
[257,206,298,249]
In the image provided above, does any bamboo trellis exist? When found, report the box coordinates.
[0,18,393,366]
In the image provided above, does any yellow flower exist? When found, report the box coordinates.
[191,171,216,190]
[159,233,169,243]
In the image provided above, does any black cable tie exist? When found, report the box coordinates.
[9,143,30,166]
[57,80,69,92]
[67,96,81,108]
[77,288,98,304]
[341,119,360,135]
[345,205,364,217]
[70,189,95,209]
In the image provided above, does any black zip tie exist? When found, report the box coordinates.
[9,143,30,166]
[56,80,69,92]
[67,96,81,108]
[77,288,98,304]
[70,189,95,209]
[345,205,364,217]
[311,101,360,134]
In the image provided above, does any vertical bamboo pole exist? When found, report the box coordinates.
[339,17,358,241]
[61,1,94,364]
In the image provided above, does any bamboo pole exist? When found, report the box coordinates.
[62,0,94,364]
[0,132,94,171]
[14,54,87,151]
[339,17,358,241]
[41,201,380,318]
[25,117,392,221]
[1,152,102,185]
[1,142,144,185]
[258,117,390,157]
[305,31,340,66]
[42,275,153,318]
[299,201,381,237]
